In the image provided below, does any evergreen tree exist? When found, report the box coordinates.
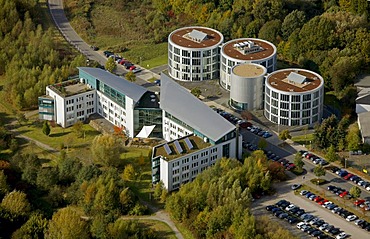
[42,121,50,136]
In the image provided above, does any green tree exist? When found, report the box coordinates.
[346,124,361,151]
[281,10,306,40]
[72,121,84,138]
[105,57,116,73]
[258,20,281,44]
[11,213,48,239]
[9,138,18,151]
[125,71,136,82]
[16,112,27,126]
[42,121,51,136]
[47,207,90,239]
[1,190,31,217]
[258,138,267,149]
[294,152,304,171]
[122,164,135,181]
[349,186,361,198]
[325,145,339,162]
[313,165,326,183]
[279,129,291,140]
[191,87,202,98]
[0,170,10,197]
[91,134,123,167]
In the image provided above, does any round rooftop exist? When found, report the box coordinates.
[169,26,224,49]
[266,69,324,93]
[222,38,276,61]
[232,63,266,78]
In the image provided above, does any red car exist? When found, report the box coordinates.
[286,163,295,170]
[129,65,136,71]
[354,199,365,206]
[119,59,129,65]
[305,153,313,159]
[314,196,323,202]
[343,173,353,180]
[318,199,328,205]
[339,191,348,198]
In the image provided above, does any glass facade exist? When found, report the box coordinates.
[134,108,163,138]
[97,80,126,109]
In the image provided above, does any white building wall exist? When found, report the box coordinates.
[157,136,241,191]
[46,87,65,127]
[163,113,193,142]
[96,92,135,137]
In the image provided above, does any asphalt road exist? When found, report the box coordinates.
[48,0,160,93]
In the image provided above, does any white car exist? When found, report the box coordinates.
[366,185,370,191]
[297,222,306,229]
[319,223,329,230]
[346,214,358,221]
[285,204,296,211]
[300,190,308,195]
[336,232,349,239]
[323,201,333,207]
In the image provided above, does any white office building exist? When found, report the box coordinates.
[39,67,162,138]
[152,73,242,191]
[264,68,324,126]
[220,38,277,90]
[168,26,224,81]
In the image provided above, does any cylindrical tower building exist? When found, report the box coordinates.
[230,63,267,111]
[264,68,324,126]
[220,38,277,90]
[168,26,224,81]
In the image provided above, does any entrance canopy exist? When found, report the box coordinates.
[136,125,156,138]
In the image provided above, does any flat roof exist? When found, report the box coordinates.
[266,69,323,93]
[169,26,223,49]
[153,135,211,161]
[160,73,235,142]
[49,79,93,97]
[232,63,266,78]
[222,38,276,61]
[78,67,147,102]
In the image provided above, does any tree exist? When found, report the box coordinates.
[105,57,116,73]
[294,153,304,171]
[72,121,84,138]
[42,121,51,136]
[191,87,202,98]
[9,138,18,151]
[16,112,27,126]
[313,165,326,182]
[46,207,90,239]
[279,129,291,140]
[346,124,361,151]
[258,20,281,44]
[325,145,339,162]
[125,71,136,82]
[258,138,267,149]
[0,170,10,197]
[91,134,123,167]
[1,190,31,217]
[122,164,135,181]
[281,10,306,40]
[11,213,48,239]
[349,186,361,198]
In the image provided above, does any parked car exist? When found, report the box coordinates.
[291,184,301,190]
[354,199,365,206]
[90,45,99,51]
[346,214,358,221]
[103,50,114,57]
[154,80,161,86]
[132,68,142,74]
[129,65,136,71]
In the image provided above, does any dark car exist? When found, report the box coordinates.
[278,213,289,219]
[90,45,99,51]
[103,50,114,57]
[271,207,281,214]
[327,185,336,191]
[265,205,276,211]
[330,167,340,173]
[311,230,322,237]
[329,227,341,235]
[294,209,305,217]
[274,210,284,217]
[317,234,330,239]
[287,216,298,224]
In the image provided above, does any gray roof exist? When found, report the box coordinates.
[188,30,207,42]
[356,93,370,105]
[287,72,306,84]
[160,73,235,142]
[78,67,147,102]
[358,111,370,138]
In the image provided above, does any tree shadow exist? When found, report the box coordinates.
[50,132,70,137]
[84,130,101,137]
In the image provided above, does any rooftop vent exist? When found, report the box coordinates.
[287,72,306,84]
[184,30,208,43]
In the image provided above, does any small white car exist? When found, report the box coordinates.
[285,204,296,211]
[336,232,349,239]
[346,214,358,221]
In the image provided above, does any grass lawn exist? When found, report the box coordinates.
[291,133,314,146]
[17,121,100,150]
[137,219,177,239]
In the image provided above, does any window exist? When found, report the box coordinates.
[292,95,300,102]
[174,47,180,55]
[291,103,300,110]
[271,107,278,115]
[302,110,311,117]
[280,110,289,117]
[280,94,289,101]
[182,50,190,57]
[303,94,311,101]
[192,51,201,58]
[291,111,300,118]
[303,102,311,109]
[271,99,278,107]
[302,118,310,125]
[280,118,289,125]
[272,91,278,99]
[280,102,289,109]
[291,119,300,126]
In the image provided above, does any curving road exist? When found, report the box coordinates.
[48,0,160,93]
